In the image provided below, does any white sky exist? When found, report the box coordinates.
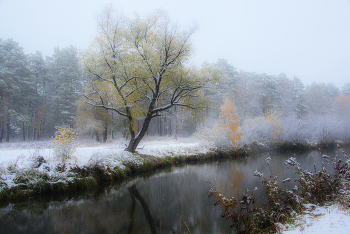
[0,0,350,88]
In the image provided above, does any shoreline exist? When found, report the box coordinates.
[0,139,346,203]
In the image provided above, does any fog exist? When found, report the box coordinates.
[1,0,350,87]
[1,1,350,144]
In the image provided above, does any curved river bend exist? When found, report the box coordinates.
[0,148,345,233]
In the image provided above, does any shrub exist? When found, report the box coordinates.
[208,186,258,233]
[209,154,349,233]
[52,126,79,162]
[213,97,243,148]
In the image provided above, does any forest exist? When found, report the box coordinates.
[1,10,350,233]
[1,36,350,149]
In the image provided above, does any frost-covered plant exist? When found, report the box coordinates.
[264,109,282,141]
[13,168,49,185]
[0,165,5,179]
[285,156,340,205]
[193,127,214,142]
[213,97,243,148]
[88,153,105,169]
[279,116,309,144]
[52,126,79,162]
[29,142,44,159]
[208,186,257,233]
[239,117,270,145]
[6,154,26,172]
[209,155,347,233]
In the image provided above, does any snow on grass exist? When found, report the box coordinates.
[137,138,211,157]
[282,204,350,233]
[0,138,212,189]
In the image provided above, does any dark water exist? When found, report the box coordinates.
[0,148,347,234]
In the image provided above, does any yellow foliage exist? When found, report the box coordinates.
[213,98,243,146]
[81,7,216,115]
[81,6,219,151]
[52,126,79,161]
[264,109,282,140]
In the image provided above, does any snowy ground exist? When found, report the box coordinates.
[0,137,210,165]
[0,137,211,188]
[282,204,350,233]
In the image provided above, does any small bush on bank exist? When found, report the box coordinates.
[52,126,79,162]
[213,98,243,148]
[209,151,350,233]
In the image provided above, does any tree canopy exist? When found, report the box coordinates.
[81,7,218,152]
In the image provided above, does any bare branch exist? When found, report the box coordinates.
[87,68,114,85]
[82,100,127,117]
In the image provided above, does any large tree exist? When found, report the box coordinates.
[0,38,33,142]
[46,46,82,133]
[81,7,216,152]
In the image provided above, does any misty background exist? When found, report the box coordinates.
[1,0,350,87]
[1,0,350,145]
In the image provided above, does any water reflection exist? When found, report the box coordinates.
[0,148,347,233]
[128,184,156,234]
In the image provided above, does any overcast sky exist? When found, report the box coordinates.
[1,0,349,88]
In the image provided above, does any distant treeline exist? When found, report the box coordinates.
[0,39,81,142]
[204,59,350,146]
[1,39,349,143]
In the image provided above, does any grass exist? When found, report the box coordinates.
[0,146,249,203]
[0,140,336,204]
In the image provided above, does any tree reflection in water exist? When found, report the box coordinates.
[128,184,157,234]
[0,148,346,233]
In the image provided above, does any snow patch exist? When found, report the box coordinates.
[282,204,350,233]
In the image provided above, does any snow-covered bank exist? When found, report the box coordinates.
[0,138,210,161]
[0,138,216,200]
[282,204,350,233]
[0,138,211,172]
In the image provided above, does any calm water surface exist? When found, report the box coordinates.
[0,148,347,234]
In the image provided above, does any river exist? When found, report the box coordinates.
[0,148,346,233]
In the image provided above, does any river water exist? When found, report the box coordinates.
[0,148,347,234]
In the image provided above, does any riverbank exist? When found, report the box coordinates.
[0,138,346,202]
[1,138,350,233]
[0,138,223,201]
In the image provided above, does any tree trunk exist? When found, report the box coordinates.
[0,91,3,142]
[6,92,10,142]
[32,103,36,141]
[22,121,25,141]
[159,116,162,136]
[127,116,153,152]
[103,126,107,142]
[0,117,4,143]
[22,98,25,142]
[168,115,171,136]
[95,130,100,142]
[6,113,10,142]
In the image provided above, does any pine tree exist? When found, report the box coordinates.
[45,46,82,133]
[0,38,33,142]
